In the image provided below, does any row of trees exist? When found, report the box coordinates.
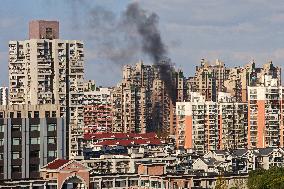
[247,167,284,189]
[215,167,284,189]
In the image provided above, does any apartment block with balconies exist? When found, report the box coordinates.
[247,77,284,149]
[83,87,112,133]
[8,20,84,158]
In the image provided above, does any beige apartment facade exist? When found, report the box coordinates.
[8,20,84,158]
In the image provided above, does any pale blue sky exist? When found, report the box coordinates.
[0,0,283,86]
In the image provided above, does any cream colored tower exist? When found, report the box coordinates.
[8,20,84,158]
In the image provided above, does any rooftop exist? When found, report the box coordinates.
[44,159,70,170]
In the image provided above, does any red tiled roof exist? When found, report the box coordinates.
[45,159,70,169]
[94,138,162,146]
[83,132,157,140]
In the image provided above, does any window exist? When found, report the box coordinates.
[48,123,56,132]
[0,153,3,160]
[30,137,40,145]
[29,164,39,172]
[12,151,21,159]
[12,138,21,145]
[52,111,56,117]
[47,137,56,144]
[30,150,40,158]
[34,111,39,118]
[46,28,53,39]
[17,111,21,118]
[0,139,4,146]
[28,111,32,118]
[30,124,40,131]
[48,150,57,157]
[45,111,50,118]
[12,165,21,172]
[9,112,14,118]
[11,124,21,132]
[0,125,4,132]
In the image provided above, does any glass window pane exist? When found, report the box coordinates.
[12,138,21,145]
[47,123,56,131]
[30,124,40,131]
[30,137,40,145]
[47,137,56,144]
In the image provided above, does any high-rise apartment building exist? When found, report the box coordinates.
[218,94,248,150]
[176,70,188,102]
[177,74,284,153]
[83,87,112,133]
[8,20,84,157]
[247,76,283,148]
[191,59,229,102]
[176,93,212,153]
[112,62,154,134]
[176,92,248,154]
[0,104,66,180]
[111,60,178,136]
[0,87,8,105]
[225,61,281,102]
[111,83,124,133]
[190,60,281,103]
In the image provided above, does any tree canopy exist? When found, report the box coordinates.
[247,167,284,189]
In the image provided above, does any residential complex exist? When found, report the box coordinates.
[189,59,281,102]
[224,61,281,102]
[8,20,84,157]
[176,93,248,154]
[176,83,284,153]
[1,19,284,189]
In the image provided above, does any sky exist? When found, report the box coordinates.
[0,0,283,86]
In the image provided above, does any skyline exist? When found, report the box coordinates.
[1,2,284,187]
[0,0,284,86]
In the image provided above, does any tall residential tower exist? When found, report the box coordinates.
[8,20,84,157]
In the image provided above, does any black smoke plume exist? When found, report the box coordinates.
[66,1,175,99]
[123,2,166,63]
[122,3,175,100]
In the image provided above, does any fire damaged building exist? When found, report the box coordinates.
[111,60,187,137]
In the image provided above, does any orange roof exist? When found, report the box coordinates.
[45,159,70,169]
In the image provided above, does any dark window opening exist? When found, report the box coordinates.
[45,111,50,118]
[34,111,39,118]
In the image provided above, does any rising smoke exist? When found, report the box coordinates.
[85,2,170,65]
[122,2,167,63]
[122,2,175,100]
[67,1,175,98]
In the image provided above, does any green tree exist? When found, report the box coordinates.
[215,175,228,189]
[230,178,247,189]
[247,167,284,189]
